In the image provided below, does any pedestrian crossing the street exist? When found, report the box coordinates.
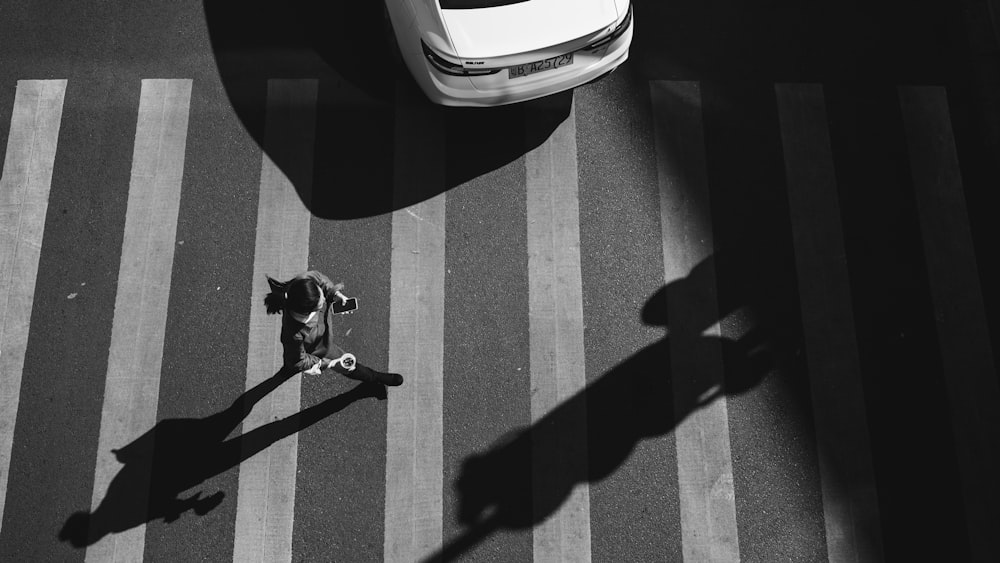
[1,76,997,562]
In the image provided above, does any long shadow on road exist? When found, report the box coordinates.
[425,253,773,562]
[58,370,383,548]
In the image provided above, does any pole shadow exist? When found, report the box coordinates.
[424,253,773,562]
[58,369,384,548]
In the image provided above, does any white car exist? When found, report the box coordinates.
[385,0,633,107]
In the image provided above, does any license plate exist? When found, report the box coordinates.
[508,53,574,79]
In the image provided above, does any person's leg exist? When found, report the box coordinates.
[330,359,403,386]
[324,339,403,386]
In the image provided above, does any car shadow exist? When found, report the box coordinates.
[57,369,383,548]
[423,253,774,562]
[202,0,571,220]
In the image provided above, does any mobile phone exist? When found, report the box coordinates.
[332,297,358,314]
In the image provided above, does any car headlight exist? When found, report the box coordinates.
[421,41,502,76]
[584,1,632,52]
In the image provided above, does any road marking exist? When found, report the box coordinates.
[86,78,192,563]
[775,83,884,562]
[650,80,740,563]
[384,81,446,563]
[0,79,67,534]
[232,79,317,563]
[898,85,1000,561]
[524,99,591,563]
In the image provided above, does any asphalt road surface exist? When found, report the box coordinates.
[1,1,999,561]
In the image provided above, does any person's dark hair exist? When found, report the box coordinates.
[264,275,321,315]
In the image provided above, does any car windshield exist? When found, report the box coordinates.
[440,0,530,9]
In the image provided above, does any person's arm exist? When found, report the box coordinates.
[305,270,345,303]
[282,330,324,373]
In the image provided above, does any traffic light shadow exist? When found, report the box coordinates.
[57,370,383,548]
[425,252,773,562]
[202,0,571,220]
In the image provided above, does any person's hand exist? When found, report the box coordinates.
[332,282,345,293]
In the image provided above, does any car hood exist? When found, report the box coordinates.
[439,0,618,59]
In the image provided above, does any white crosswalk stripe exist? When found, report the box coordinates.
[898,85,1000,562]
[87,78,192,563]
[233,78,318,563]
[525,98,592,563]
[384,80,448,563]
[775,83,883,563]
[650,80,740,563]
[0,79,67,536]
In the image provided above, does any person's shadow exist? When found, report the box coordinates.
[425,253,773,561]
[58,370,384,548]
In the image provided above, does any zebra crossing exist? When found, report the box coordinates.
[1,76,997,562]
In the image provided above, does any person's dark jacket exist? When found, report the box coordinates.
[280,270,345,372]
